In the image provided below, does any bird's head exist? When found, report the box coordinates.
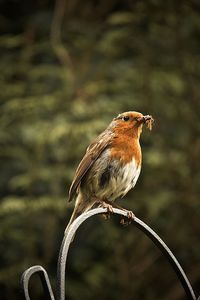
[111,111,154,138]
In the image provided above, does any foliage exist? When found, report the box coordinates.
[0,0,200,299]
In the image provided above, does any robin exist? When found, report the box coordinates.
[66,111,154,232]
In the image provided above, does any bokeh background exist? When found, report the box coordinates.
[0,0,200,299]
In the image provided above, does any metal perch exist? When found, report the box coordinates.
[21,207,199,300]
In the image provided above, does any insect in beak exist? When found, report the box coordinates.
[137,115,154,130]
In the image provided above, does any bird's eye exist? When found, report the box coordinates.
[123,116,130,121]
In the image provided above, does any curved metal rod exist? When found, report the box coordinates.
[57,207,197,300]
[21,265,55,300]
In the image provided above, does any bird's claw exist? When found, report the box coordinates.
[120,210,135,226]
[126,210,135,220]
[97,199,114,219]
[103,202,114,214]
[101,201,114,218]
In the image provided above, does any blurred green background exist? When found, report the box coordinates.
[0,0,200,299]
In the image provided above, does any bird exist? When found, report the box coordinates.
[65,111,154,234]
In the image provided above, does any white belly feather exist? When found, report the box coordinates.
[108,158,141,200]
[94,156,141,201]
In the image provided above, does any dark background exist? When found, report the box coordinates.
[0,0,200,299]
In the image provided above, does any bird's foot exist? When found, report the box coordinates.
[102,201,114,213]
[120,210,135,226]
[99,200,114,219]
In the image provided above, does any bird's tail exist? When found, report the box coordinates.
[64,194,92,238]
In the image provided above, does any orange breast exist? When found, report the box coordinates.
[110,134,142,166]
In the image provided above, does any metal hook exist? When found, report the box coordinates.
[21,207,198,300]
[21,265,55,300]
[57,208,197,300]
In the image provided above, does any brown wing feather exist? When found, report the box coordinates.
[68,130,113,202]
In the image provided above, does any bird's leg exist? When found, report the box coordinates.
[92,196,134,224]
[99,199,114,219]
[103,201,135,226]
[100,199,135,225]
[92,196,114,219]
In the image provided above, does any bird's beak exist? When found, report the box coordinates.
[137,115,154,130]
[137,115,153,124]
